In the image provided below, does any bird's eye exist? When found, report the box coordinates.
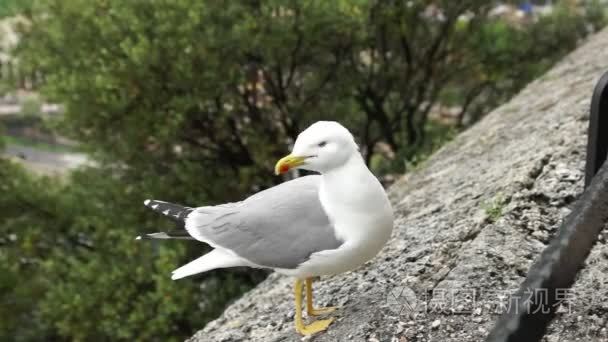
[318,141,327,147]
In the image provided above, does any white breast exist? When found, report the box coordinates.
[278,157,394,278]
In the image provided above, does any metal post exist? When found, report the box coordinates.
[486,71,608,342]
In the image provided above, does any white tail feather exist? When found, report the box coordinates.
[171,249,246,280]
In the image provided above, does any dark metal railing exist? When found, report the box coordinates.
[586,72,608,187]
[486,71,608,342]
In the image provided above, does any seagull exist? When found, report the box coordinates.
[137,121,394,335]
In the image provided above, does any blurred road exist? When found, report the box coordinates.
[0,103,61,116]
[4,143,89,174]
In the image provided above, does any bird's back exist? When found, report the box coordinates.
[185,175,344,269]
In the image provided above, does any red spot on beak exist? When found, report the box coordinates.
[280,164,290,173]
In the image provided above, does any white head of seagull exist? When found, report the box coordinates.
[275,121,360,175]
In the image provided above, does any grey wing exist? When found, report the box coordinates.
[185,175,343,269]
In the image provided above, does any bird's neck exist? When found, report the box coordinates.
[320,153,377,199]
[322,153,367,179]
[319,152,392,244]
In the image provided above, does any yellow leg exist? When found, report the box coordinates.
[305,278,337,316]
[294,279,334,335]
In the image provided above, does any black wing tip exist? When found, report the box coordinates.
[142,199,193,223]
[135,232,168,240]
[144,199,165,207]
[134,232,194,240]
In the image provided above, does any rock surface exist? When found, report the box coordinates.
[189,28,608,342]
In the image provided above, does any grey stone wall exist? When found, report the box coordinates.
[189,27,608,342]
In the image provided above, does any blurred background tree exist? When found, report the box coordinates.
[1,0,605,340]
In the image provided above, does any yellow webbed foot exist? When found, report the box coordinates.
[296,317,335,335]
[307,306,337,317]
[295,278,336,335]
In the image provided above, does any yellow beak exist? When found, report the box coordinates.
[274,154,307,175]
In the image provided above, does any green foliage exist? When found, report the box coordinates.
[2,0,605,341]
[15,0,606,178]
[460,1,606,122]
[0,159,265,341]
[484,193,506,223]
[0,161,177,340]
[0,0,31,18]
[0,125,4,149]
